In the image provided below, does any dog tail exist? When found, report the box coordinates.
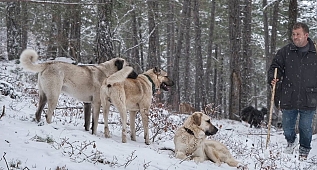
[19,49,45,73]
[106,66,134,85]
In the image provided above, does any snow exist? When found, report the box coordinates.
[1,61,317,170]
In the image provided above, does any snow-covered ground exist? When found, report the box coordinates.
[1,60,316,170]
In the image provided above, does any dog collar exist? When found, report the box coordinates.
[144,74,156,95]
[184,127,194,136]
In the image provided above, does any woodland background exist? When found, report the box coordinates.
[1,0,317,120]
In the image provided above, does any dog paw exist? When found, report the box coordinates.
[37,120,46,126]
[32,117,39,123]
[104,131,111,138]
[144,138,150,145]
[45,116,52,124]
[193,157,204,163]
[175,152,187,160]
[122,138,127,143]
[215,162,222,167]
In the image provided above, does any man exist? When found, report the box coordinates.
[268,22,317,161]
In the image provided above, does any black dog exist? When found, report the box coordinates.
[241,106,267,128]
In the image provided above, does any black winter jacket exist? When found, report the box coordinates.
[268,38,317,110]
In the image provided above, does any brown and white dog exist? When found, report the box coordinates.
[98,67,174,144]
[19,49,137,131]
[174,112,241,167]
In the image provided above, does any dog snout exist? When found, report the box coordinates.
[212,125,218,134]
[205,125,218,136]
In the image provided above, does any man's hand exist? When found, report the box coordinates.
[271,78,279,86]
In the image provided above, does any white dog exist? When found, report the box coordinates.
[174,112,241,167]
[20,49,137,131]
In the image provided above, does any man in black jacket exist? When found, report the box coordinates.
[268,22,317,161]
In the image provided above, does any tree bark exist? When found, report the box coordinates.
[172,0,190,111]
[47,3,60,60]
[193,0,204,110]
[206,0,216,105]
[59,5,70,57]
[166,0,176,109]
[95,0,114,63]
[241,0,252,109]
[138,13,145,71]
[69,1,81,63]
[228,0,241,120]
[130,0,142,73]
[270,1,279,59]
[183,0,191,103]
[147,0,159,69]
[6,2,22,60]
[20,2,28,51]
[288,0,297,42]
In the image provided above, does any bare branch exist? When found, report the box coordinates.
[2,152,9,170]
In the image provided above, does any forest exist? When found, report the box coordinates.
[1,0,317,120]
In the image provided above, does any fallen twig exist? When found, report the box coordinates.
[122,150,137,168]
[2,152,9,170]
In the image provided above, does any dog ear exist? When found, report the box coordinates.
[153,67,161,75]
[192,112,201,126]
[115,59,124,70]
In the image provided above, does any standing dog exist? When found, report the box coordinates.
[174,112,241,167]
[98,67,174,144]
[19,49,137,131]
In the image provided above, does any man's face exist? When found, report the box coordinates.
[292,27,309,47]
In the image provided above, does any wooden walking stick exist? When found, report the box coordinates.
[266,68,277,149]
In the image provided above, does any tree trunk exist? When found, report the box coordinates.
[241,0,252,109]
[138,13,145,71]
[69,1,81,63]
[270,1,279,59]
[215,44,224,117]
[263,0,271,110]
[212,44,217,106]
[183,0,191,103]
[59,6,70,57]
[288,0,297,42]
[228,0,241,120]
[147,0,159,69]
[95,0,114,63]
[6,2,22,60]
[206,0,216,105]
[130,0,142,73]
[166,0,176,109]
[172,0,190,111]
[20,2,28,51]
[193,0,204,111]
[47,3,60,60]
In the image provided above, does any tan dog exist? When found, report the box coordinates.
[179,102,195,115]
[19,49,137,131]
[98,67,174,144]
[174,112,240,167]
